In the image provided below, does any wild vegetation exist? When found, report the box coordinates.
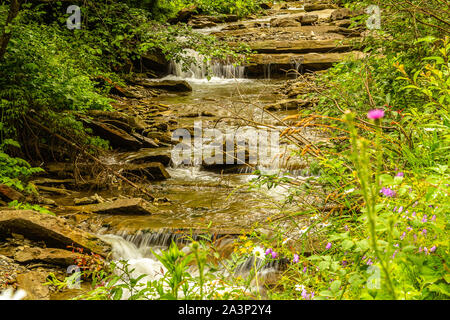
[0,0,448,301]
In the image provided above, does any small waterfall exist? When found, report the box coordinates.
[168,49,245,80]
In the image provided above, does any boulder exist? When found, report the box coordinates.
[0,184,24,202]
[270,17,301,28]
[74,198,155,215]
[168,5,198,24]
[14,247,79,267]
[122,163,171,181]
[299,14,319,25]
[83,120,142,150]
[0,210,110,257]
[16,270,50,300]
[137,79,192,92]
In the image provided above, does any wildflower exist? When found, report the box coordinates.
[293,254,299,263]
[422,215,427,223]
[419,247,423,253]
[396,172,404,177]
[431,215,436,222]
[326,242,332,250]
[303,266,307,273]
[265,248,273,256]
[430,246,437,253]
[398,206,403,213]
[380,187,396,197]
[344,225,349,231]
[400,232,406,240]
[367,109,385,120]
[367,259,373,265]
[422,229,427,237]
[392,250,398,259]
[271,251,278,259]
[295,284,305,292]
[406,227,413,231]
[424,247,429,255]
[301,289,308,299]
[252,246,265,259]
[342,260,348,267]
[394,243,399,248]
[413,201,418,207]
[412,212,416,217]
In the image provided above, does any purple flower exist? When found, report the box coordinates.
[412,212,416,217]
[396,172,404,177]
[419,246,423,253]
[400,232,406,240]
[398,206,404,213]
[430,246,437,253]
[422,229,427,236]
[368,109,385,120]
[422,215,428,223]
[303,266,307,273]
[265,248,273,255]
[326,242,332,250]
[380,187,396,197]
[293,254,299,263]
[271,251,278,259]
[431,215,436,222]
[367,259,373,265]
[406,227,413,231]
[342,260,348,266]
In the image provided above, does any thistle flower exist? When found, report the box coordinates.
[380,187,396,197]
[367,109,385,120]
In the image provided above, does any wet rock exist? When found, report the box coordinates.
[270,17,301,28]
[138,79,192,93]
[83,120,142,150]
[168,5,198,24]
[330,8,364,21]
[16,270,50,300]
[122,162,171,181]
[299,14,319,25]
[245,39,353,54]
[74,198,156,215]
[131,132,159,148]
[14,247,79,267]
[74,194,105,206]
[0,184,24,202]
[0,210,110,257]
[304,3,337,12]
[120,148,172,167]
[246,51,365,76]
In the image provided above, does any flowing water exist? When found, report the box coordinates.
[92,17,326,296]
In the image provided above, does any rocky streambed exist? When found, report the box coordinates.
[0,0,365,299]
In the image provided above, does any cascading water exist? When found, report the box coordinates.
[168,49,245,80]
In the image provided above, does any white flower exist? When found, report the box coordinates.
[0,289,27,300]
[282,237,292,245]
[310,214,319,220]
[295,284,305,292]
[299,226,309,235]
[252,246,265,259]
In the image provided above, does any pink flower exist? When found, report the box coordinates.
[271,251,278,259]
[265,248,273,255]
[326,242,332,250]
[430,246,437,253]
[293,254,299,263]
[367,109,385,120]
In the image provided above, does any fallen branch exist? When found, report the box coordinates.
[25,115,155,201]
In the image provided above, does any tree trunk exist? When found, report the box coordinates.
[0,0,22,60]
